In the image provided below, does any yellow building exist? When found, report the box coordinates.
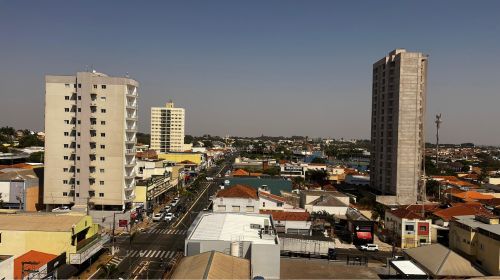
[0,212,106,264]
[157,152,204,165]
[450,215,500,275]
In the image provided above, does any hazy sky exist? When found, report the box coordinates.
[1,1,499,145]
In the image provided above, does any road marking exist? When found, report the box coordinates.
[159,251,167,258]
[145,250,154,257]
[166,251,175,259]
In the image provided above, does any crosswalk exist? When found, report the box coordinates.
[146,228,187,235]
[108,256,124,266]
[126,249,177,259]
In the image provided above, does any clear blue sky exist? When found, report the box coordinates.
[1,0,499,145]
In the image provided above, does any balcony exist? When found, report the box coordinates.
[124,194,136,202]
[126,114,137,120]
[125,126,137,133]
[126,103,137,109]
[125,148,136,155]
[125,160,136,167]
[124,184,134,191]
[125,171,136,179]
[69,234,110,265]
[125,138,136,144]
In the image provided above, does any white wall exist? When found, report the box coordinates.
[0,255,14,280]
[306,205,348,216]
[213,197,259,213]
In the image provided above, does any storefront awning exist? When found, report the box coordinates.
[356,231,372,239]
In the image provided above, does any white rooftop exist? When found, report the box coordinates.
[391,260,427,276]
[188,213,277,245]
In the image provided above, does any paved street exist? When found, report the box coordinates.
[93,157,232,279]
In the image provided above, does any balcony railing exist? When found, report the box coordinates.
[69,234,110,264]
[126,114,137,120]
[125,148,136,154]
[125,160,136,167]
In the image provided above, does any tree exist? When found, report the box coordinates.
[17,134,43,148]
[184,135,194,144]
[97,264,118,279]
[262,166,280,176]
[426,180,440,198]
[28,151,44,163]
[306,170,328,184]
[136,133,150,145]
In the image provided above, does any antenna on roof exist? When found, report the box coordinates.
[125,72,130,78]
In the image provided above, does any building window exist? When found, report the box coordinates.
[101,96,106,101]
[65,108,69,112]
[64,144,69,148]
[63,192,68,196]
[101,109,106,113]
[65,84,70,88]
[101,85,106,89]
[76,156,80,160]
[65,96,70,100]
[64,156,68,160]
[419,226,427,231]
[277,202,283,207]
[76,193,79,197]
[232,206,241,212]
[63,168,68,172]
[78,96,81,100]
[101,121,106,125]
[100,181,104,185]
[99,193,104,197]
[63,180,68,184]
[101,133,105,137]
[74,84,77,88]
[405,225,414,231]
[100,145,105,149]
[78,83,81,88]
[78,108,81,112]
[100,156,105,161]
[100,169,105,173]
[262,202,266,207]
[93,85,97,89]
[246,206,254,212]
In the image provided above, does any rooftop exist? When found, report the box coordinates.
[0,213,85,232]
[433,204,492,221]
[170,251,250,279]
[188,212,277,245]
[217,184,258,199]
[453,215,500,235]
[260,210,310,221]
[14,250,58,279]
[309,195,348,207]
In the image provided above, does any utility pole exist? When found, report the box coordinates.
[435,114,442,170]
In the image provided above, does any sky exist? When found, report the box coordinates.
[0,1,499,145]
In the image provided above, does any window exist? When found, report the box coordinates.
[100,169,105,173]
[76,193,79,197]
[277,202,283,207]
[101,85,106,89]
[217,205,226,212]
[100,145,105,149]
[64,144,69,148]
[101,96,106,101]
[77,120,81,124]
[405,225,414,231]
[64,120,69,124]
[419,226,427,231]
[64,156,68,160]
[65,108,69,112]
[99,193,104,197]
[78,83,82,88]
[63,192,68,196]
[93,85,98,89]
[78,96,81,100]
[76,168,80,173]
[100,156,105,161]
[262,202,266,207]
[63,180,68,184]
[101,109,106,113]
[63,168,68,172]
[65,84,70,88]
[232,206,241,212]
[77,132,81,136]
[76,156,80,160]
[101,133,106,137]
[246,206,255,212]
[101,121,106,125]
[100,181,104,185]
[74,84,77,88]
[78,108,81,112]
[65,96,70,100]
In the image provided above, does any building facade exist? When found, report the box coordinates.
[44,71,138,211]
[151,101,185,152]
[370,49,428,204]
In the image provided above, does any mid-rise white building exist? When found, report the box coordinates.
[44,71,138,211]
[150,101,185,152]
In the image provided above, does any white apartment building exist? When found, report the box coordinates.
[150,101,185,152]
[44,71,138,211]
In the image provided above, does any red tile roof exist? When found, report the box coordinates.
[452,191,494,201]
[388,207,425,220]
[232,169,250,176]
[433,204,492,221]
[260,210,310,221]
[216,184,258,199]
[179,160,197,165]
[14,250,57,279]
[259,191,285,202]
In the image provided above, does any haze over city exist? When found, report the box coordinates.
[1,0,500,145]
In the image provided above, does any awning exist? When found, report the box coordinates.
[356,231,372,239]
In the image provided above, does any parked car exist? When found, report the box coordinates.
[170,200,179,207]
[164,213,174,222]
[164,205,172,212]
[360,244,379,251]
[152,213,163,222]
[206,177,214,181]
[52,206,70,212]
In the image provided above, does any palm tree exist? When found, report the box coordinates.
[98,263,118,279]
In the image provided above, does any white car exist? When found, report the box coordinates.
[152,213,163,222]
[360,244,379,251]
[164,213,174,222]
[170,199,179,207]
[206,177,214,181]
[164,205,172,212]
[52,206,70,212]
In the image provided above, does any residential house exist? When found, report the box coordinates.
[433,203,493,227]
[385,206,432,249]
[451,191,495,203]
[213,184,260,213]
[300,190,350,216]
[260,210,311,235]
[449,215,500,275]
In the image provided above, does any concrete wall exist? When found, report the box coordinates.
[250,243,280,279]
[0,255,14,280]
[449,222,476,257]
[476,232,500,276]
[213,197,259,213]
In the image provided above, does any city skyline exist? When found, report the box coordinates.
[1,1,500,145]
